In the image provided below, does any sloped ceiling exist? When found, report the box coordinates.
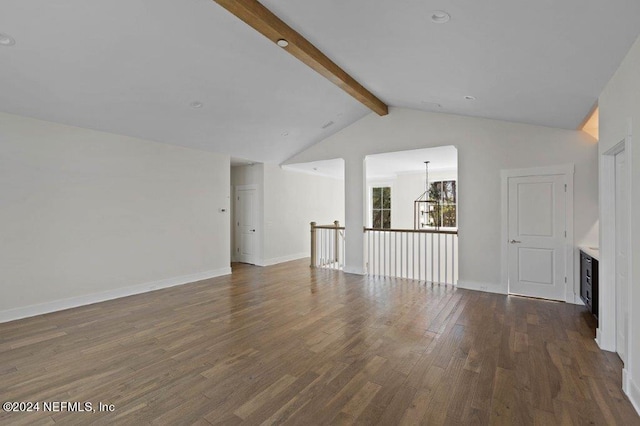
[1,0,639,163]
[0,0,369,163]
[284,146,458,180]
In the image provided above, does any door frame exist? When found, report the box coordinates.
[600,135,633,393]
[500,164,575,302]
[234,184,259,265]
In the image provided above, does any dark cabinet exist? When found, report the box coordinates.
[580,250,598,318]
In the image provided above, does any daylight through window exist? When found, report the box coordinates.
[428,180,456,228]
[372,187,391,229]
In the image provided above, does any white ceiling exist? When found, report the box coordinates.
[285,146,457,180]
[262,0,640,129]
[0,0,368,163]
[366,146,458,180]
[2,1,640,163]
[282,158,345,179]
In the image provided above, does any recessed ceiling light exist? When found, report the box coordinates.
[276,39,289,48]
[0,33,16,46]
[190,101,203,109]
[430,11,451,24]
[464,95,476,101]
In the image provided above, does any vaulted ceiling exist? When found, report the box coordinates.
[1,1,640,163]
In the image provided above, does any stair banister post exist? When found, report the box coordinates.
[310,222,317,267]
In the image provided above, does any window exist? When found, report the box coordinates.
[372,186,391,228]
[428,180,457,228]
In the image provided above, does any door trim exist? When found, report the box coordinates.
[500,164,575,302]
[599,134,633,364]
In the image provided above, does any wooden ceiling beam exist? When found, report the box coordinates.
[212,0,389,116]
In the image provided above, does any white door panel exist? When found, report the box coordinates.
[508,175,566,301]
[236,186,258,264]
[518,248,554,285]
[517,182,554,236]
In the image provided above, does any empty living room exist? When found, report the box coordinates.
[2,0,640,424]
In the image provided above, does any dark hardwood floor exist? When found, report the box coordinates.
[1,260,638,425]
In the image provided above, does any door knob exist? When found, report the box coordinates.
[510,239,521,244]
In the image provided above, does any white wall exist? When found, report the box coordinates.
[231,163,344,266]
[599,34,640,413]
[0,112,231,322]
[263,163,344,264]
[286,107,598,295]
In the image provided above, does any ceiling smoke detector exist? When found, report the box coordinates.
[430,11,450,24]
[0,33,16,46]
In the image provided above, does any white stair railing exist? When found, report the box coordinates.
[310,221,345,271]
[364,227,458,285]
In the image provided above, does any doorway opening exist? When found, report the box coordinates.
[363,146,459,284]
[231,160,263,266]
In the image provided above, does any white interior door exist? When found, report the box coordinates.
[508,174,566,301]
[235,186,258,265]
[615,150,628,362]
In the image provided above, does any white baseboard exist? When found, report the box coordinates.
[571,296,585,306]
[594,328,616,352]
[623,368,630,393]
[457,280,507,295]
[626,371,640,416]
[343,266,365,275]
[0,267,232,324]
[595,329,603,349]
[257,252,308,267]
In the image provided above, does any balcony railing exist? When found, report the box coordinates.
[364,227,458,285]
[310,221,345,270]
[310,222,458,285]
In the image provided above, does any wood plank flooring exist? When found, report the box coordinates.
[1,260,638,425]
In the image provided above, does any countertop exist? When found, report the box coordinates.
[579,246,600,261]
